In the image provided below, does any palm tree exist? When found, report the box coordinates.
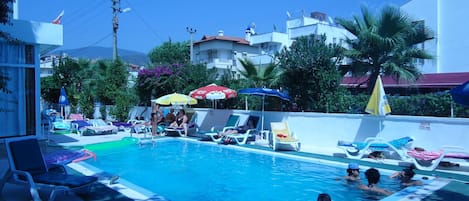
[237,58,280,88]
[336,5,433,92]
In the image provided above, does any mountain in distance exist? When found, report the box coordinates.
[51,46,150,66]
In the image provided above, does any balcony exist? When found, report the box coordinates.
[250,32,288,45]
[199,58,235,69]
[0,19,63,54]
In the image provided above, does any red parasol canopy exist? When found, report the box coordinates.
[190,84,237,100]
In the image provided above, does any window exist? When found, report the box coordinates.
[208,50,218,62]
[0,42,37,138]
[25,45,35,64]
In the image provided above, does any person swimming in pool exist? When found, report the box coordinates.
[317,193,332,201]
[358,168,393,195]
[335,163,361,182]
[390,165,423,186]
[344,163,361,181]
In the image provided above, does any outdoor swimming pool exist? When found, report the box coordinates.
[84,138,404,201]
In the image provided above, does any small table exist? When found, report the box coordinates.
[254,130,270,146]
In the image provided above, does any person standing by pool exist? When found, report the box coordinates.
[358,168,393,195]
[151,103,163,136]
[390,165,423,186]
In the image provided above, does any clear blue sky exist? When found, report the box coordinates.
[18,0,408,54]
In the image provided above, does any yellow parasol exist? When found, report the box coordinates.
[365,75,391,116]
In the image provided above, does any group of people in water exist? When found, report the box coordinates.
[320,163,424,200]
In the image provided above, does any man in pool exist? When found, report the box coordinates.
[317,193,332,201]
[358,168,393,195]
[344,163,361,181]
[390,165,423,186]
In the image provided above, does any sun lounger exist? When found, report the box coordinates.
[165,127,186,137]
[51,117,71,134]
[407,146,469,171]
[200,114,240,141]
[68,113,85,121]
[337,136,413,159]
[213,115,260,144]
[73,119,118,136]
[270,122,300,151]
[3,136,98,201]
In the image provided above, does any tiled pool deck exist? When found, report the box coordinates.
[1,131,468,201]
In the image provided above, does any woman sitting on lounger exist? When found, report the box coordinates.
[217,118,256,137]
[169,109,188,135]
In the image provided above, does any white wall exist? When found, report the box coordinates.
[192,108,469,154]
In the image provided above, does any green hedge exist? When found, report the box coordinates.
[345,92,469,118]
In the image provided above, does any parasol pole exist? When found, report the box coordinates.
[451,102,454,118]
[261,95,265,131]
[245,96,248,111]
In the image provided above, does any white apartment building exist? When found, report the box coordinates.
[250,11,356,65]
[192,11,355,78]
[401,0,469,74]
[192,30,259,77]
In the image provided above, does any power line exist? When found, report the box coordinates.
[123,0,164,42]
[63,32,113,56]
[64,1,108,32]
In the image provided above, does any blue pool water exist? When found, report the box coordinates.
[85,139,403,201]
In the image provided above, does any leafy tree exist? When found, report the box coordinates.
[336,5,433,92]
[277,35,347,112]
[0,1,14,93]
[77,88,95,118]
[148,41,189,65]
[135,65,177,106]
[237,58,280,88]
[180,64,217,94]
[0,0,13,24]
[96,59,129,105]
[0,70,11,94]
[0,0,14,40]
[110,89,138,121]
[214,67,250,109]
[41,57,86,107]
[235,58,284,111]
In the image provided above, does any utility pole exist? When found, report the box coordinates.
[112,0,119,61]
[186,27,197,63]
[112,0,130,61]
